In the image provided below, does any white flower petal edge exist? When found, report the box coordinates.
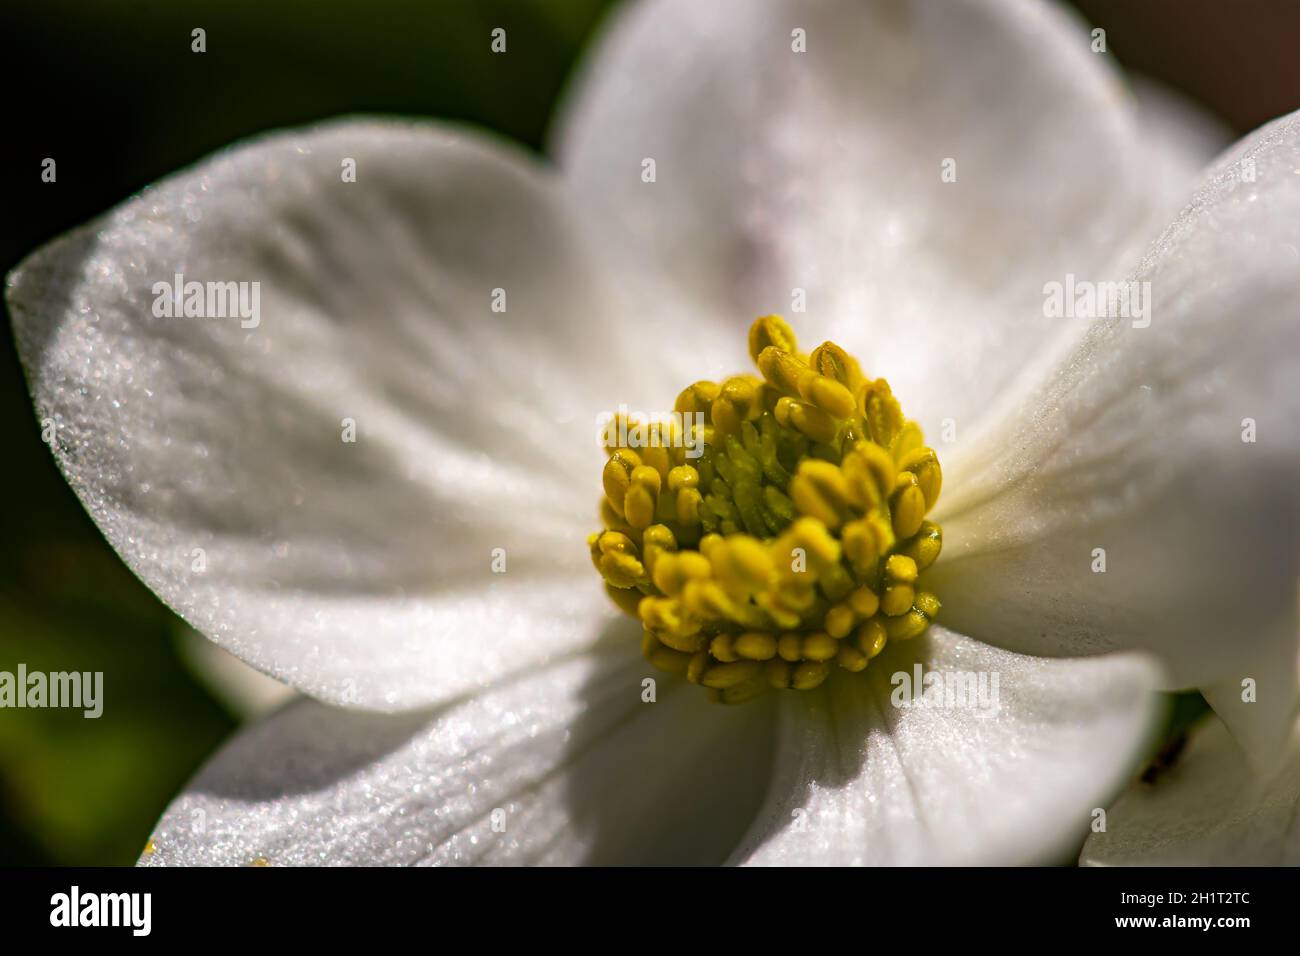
[930,110,1300,759]
[729,626,1163,866]
[176,627,297,718]
[5,118,671,711]
[1081,713,1300,865]
[140,628,777,866]
[554,0,1164,436]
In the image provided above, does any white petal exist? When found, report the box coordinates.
[555,0,1161,432]
[1081,714,1300,865]
[140,630,777,866]
[930,111,1300,756]
[7,119,659,711]
[1198,604,1300,770]
[730,626,1162,866]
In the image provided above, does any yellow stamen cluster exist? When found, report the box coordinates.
[589,316,943,703]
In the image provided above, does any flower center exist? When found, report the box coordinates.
[589,316,943,703]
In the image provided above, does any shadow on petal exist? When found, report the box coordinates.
[561,615,778,865]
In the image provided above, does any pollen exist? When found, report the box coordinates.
[590,316,943,702]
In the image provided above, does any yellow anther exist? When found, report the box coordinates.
[675,380,721,418]
[881,584,915,617]
[601,411,633,452]
[836,644,869,673]
[800,632,839,662]
[680,578,736,619]
[711,376,762,435]
[640,599,702,650]
[623,489,654,529]
[709,633,739,663]
[808,341,858,387]
[881,553,919,616]
[900,520,943,571]
[729,536,775,588]
[891,421,925,461]
[886,592,941,641]
[898,448,942,510]
[914,591,940,618]
[789,458,852,531]
[774,395,839,444]
[700,660,761,689]
[791,661,832,690]
[697,533,724,562]
[676,488,703,527]
[762,579,817,616]
[597,531,637,556]
[891,474,926,539]
[656,628,705,654]
[758,600,803,632]
[824,602,857,639]
[640,445,672,479]
[820,561,855,603]
[642,523,675,548]
[652,549,711,596]
[667,465,700,491]
[841,443,895,509]
[799,375,856,419]
[599,551,644,589]
[885,553,918,583]
[624,465,663,530]
[860,379,903,447]
[709,535,773,596]
[721,376,761,412]
[783,517,841,571]
[777,633,802,662]
[640,524,676,578]
[841,516,891,575]
[686,651,710,683]
[600,460,631,512]
[602,452,638,515]
[639,606,702,642]
[594,319,944,701]
[856,618,889,658]
[848,586,880,618]
[643,634,692,675]
[734,631,778,660]
[756,345,809,395]
[748,314,798,362]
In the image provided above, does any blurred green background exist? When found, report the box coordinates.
[1,0,1294,865]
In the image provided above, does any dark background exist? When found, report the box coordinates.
[1,0,1296,865]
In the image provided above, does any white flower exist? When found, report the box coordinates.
[7,0,1298,866]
